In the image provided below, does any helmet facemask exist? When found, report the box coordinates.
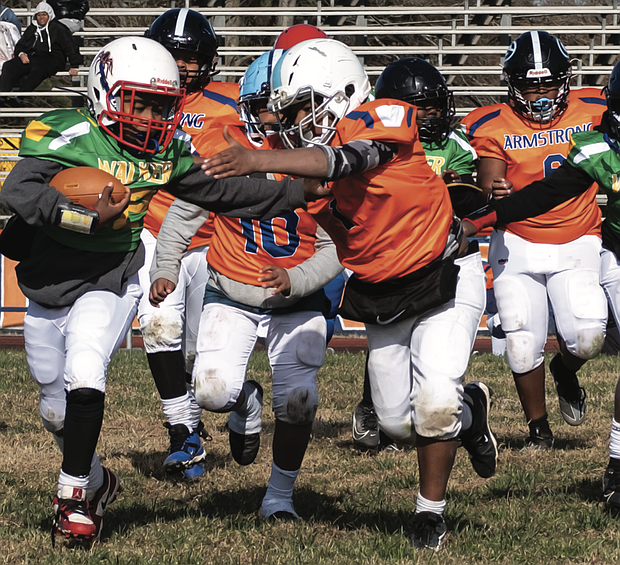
[405,88,455,143]
[506,74,570,124]
[99,81,185,154]
[270,86,350,149]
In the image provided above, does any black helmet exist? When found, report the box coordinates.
[374,57,455,143]
[605,61,620,139]
[503,30,571,124]
[145,8,218,92]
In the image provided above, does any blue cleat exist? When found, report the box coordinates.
[163,421,209,478]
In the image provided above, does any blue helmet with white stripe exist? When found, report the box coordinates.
[238,49,285,145]
[503,30,572,123]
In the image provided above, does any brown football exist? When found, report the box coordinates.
[50,166,127,208]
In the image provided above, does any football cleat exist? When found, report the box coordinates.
[352,402,380,450]
[460,381,499,478]
[522,424,555,451]
[52,487,96,545]
[378,430,402,454]
[228,380,263,466]
[410,512,447,551]
[550,354,587,426]
[602,466,620,509]
[88,467,122,540]
[163,421,209,476]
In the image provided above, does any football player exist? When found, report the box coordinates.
[139,8,243,480]
[350,57,484,452]
[462,58,620,509]
[461,31,608,450]
[0,36,319,544]
[200,38,497,551]
[150,48,343,521]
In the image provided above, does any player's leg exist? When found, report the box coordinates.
[262,311,325,520]
[352,352,380,449]
[138,231,209,477]
[489,230,552,449]
[546,235,607,427]
[410,249,489,550]
[596,248,620,508]
[191,302,261,464]
[23,301,115,541]
[56,279,141,541]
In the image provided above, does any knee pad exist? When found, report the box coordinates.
[379,414,414,444]
[413,386,461,440]
[567,327,605,360]
[193,366,240,412]
[40,398,66,433]
[505,331,540,374]
[275,385,318,425]
[140,309,183,353]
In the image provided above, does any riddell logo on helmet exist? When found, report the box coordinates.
[526,68,552,78]
[155,77,176,86]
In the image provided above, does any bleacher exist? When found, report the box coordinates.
[1,0,619,178]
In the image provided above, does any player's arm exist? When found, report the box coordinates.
[463,160,594,236]
[261,226,344,298]
[476,157,513,201]
[149,198,208,305]
[202,127,398,181]
[167,162,330,219]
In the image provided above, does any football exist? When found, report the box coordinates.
[50,166,127,208]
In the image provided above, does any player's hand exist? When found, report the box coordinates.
[491,177,513,200]
[202,126,259,178]
[19,52,29,64]
[94,182,131,226]
[149,278,176,306]
[68,68,79,76]
[461,219,478,238]
[303,178,332,201]
[258,265,291,296]
[442,168,462,184]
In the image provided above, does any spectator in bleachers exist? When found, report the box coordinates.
[0,4,21,33]
[0,4,21,72]
[48,0,89,35]
[0,1,82,105]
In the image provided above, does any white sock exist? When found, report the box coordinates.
[261,462,300,518]
[415,493,446,516]
[610,419,620,460]
[162,392,199,431]
[53,432,104,499]
[229,382,262,435]
[58,470,89,498]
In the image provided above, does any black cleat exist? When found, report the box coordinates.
[550,354,586,426]
[410,512,447,551]
[352,401,380,449]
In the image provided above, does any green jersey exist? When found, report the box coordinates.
[422,129,477,177]
[19,108,195,253]
[566,130,620,234]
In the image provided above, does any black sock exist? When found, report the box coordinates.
[528,414,552,438]
[609,457,620,471]
[62,388,105,478]
[147,350,188,399]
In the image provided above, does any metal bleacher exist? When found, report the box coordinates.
[1,0,619,182]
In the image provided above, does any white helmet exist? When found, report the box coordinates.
[268,38,370,148]
[87,37,185,154]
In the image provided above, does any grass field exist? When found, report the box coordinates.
[2,348,620,564]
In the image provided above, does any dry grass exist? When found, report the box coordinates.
[2,349,620,564]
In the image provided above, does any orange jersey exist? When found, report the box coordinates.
[461,88,606,244]
[207,130,323,286]
[144,82,242,248]
[314,99,453,283]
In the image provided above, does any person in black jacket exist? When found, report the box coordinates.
[48,0,89,34]
[0,1,82,101]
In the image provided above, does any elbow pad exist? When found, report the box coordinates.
[55,203,99,234]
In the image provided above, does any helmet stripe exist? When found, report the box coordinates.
[530,31,543,69]
[174,8,189,38]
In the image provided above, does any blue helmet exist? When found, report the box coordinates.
[238,49,285,144]
[605,61,620,140]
